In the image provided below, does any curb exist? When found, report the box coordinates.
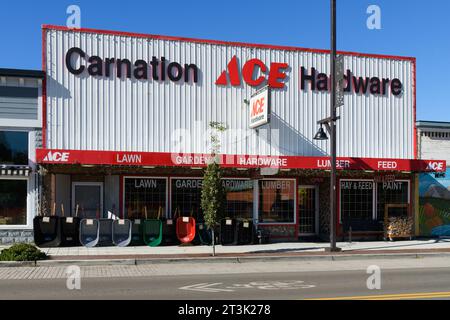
[1,252,450,268]
[36,259,136,267]
[0,261,36,267]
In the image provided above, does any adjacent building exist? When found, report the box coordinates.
[0,68,44,244]
[417,121,450,237]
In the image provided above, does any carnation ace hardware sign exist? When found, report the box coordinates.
[249,87,270,129]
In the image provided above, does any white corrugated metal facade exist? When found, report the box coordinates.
[44,27,415,159]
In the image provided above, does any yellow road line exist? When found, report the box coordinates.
[306,291,450,300]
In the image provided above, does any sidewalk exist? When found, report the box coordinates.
[31,239,450,258]
[2,239,450,266]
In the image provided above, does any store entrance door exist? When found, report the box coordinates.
[72,182,103,219]
[298,186,319,235]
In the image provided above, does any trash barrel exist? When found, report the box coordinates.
[112,219,132,247]
[220,218,238,245]
[60,217,81,247]
[79,219,100,247]
[33,216,61,248]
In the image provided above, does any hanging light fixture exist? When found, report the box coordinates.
[314,126,329,141]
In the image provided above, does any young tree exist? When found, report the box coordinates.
[201,122,227,256]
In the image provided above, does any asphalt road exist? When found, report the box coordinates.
[1,265,450,300]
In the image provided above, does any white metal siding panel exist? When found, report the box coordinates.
[45,29,414,159]
[418,133,450,163]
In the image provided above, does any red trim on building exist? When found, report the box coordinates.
[36,149,446,173]
[42,25,416,62]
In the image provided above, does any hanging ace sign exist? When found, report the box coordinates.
[249,87,270,129]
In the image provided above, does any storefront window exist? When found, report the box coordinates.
[124,178,167,219]
[223,179,254,219]
[258,179,295,223]
[170,178,255,221]
[340,180,374,221]
[0,179,27,225]
[171,178,203,220]
[377,181,409,220]
[0,131,28,165]
[72,183,103,219]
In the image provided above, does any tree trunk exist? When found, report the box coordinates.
[211,228,216,257]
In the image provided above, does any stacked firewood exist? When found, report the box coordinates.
[385,217,414,238]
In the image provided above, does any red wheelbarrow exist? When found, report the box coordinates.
[176,216,196,244]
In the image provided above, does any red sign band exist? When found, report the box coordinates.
[36,149,446,173]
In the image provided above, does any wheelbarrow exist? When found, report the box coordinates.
[60,204,81,247]
[33,203,61,248]
[130,218,144,246]
[176,214,196,244]
[142,207,163,247]
[79,218,100,247]
[112,215,132,247]
[79,209,114,247]
[220,218,238,245]
[161,208,179,246]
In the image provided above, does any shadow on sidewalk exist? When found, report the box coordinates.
[247,247,324,254]
[344,238,450,252]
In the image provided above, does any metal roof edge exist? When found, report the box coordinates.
[0,68,45,79]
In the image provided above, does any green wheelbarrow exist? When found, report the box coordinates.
[142,207,163,247]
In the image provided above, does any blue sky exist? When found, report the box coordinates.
[0,0,448,121]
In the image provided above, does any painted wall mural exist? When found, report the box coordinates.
[419,168,450,236]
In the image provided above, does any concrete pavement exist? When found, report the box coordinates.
[1,256,450,299]
[3,239,450,267]
[1,255,450,280]
[32,239,450,257]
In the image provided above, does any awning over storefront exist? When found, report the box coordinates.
[36,149,446,173]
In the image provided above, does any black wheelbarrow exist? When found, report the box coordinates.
[33,215,61,248]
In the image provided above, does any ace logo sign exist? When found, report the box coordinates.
[43,151,70,162]
[249,88,270,129]
[427,161,445,172]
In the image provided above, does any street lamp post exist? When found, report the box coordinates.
[329,0,340,252]
[314,0,342,252]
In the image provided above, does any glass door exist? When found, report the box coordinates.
[298,186,318,235]
[72,182,103,219]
